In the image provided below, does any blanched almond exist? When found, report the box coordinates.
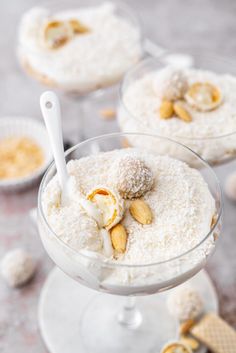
[129,199,152,225]
[174,101,192,122]
[159,100,174,119]
[110,224,127,253]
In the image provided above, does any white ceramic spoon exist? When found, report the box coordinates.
[40,91,111,258]
[40,91,104,223]
[40,91,70,206]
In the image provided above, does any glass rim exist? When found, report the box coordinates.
[119,52,236,141]
[38,132,222,269]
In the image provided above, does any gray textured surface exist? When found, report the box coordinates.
[0,1,235,352]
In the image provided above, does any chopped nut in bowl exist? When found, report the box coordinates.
[0,117,52,191]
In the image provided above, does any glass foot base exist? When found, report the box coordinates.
[39,268,218,353]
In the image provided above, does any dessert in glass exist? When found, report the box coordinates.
[18,1,142,94]
[118,52,236,166]
[17,1,142,139]
[38,132,222,353]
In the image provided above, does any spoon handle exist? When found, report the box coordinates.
[40,91,69,191]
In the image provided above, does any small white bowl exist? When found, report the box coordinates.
[0,117,52,191]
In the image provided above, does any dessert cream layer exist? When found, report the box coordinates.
[42,148,216,266]
[118,68,236,164]
[18,3,142,93]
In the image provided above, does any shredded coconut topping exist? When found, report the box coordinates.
[42,148,216,266]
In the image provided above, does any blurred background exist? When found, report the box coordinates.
[2,0,236,121]
[0,1,235,352]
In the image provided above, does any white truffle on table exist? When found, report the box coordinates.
[167,286,204,322]
[224,171,236,201]
[1,249,36,288]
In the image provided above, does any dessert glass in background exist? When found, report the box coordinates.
[0,117,52,240]
[0,117,52,191]
[118,51,236,167]
[38,133,222,353]
[17,1,143,139]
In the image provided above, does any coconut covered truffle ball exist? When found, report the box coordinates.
[224,171,236,201]
[153,67,188,101]
[116,156,154,199]
[167,286,204,322]
[1,249,36,288]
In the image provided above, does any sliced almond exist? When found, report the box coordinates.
[179,319,196,335]
[180,337,199,351]
[174,101,192,122]
[43,20,72,49]
[129,199,152,225]
[159,100,174,119]
[68,19,90,34]
[100,108,116,120]
[110,224,127,253]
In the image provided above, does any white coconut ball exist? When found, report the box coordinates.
[167,286,204,322]
[224,171,236,201]
[153,66,188,101]
[1,249,36,288]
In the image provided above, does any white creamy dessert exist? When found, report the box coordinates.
[118,66,236,164]
[40,148,217,291]
[18,2,142,93]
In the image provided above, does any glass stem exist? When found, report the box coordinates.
[118,297,142,329]
[77,96,87,142]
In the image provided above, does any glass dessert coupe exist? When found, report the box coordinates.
[17,0,143,139]
[37,132,222,353]
[118,51,236,167]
